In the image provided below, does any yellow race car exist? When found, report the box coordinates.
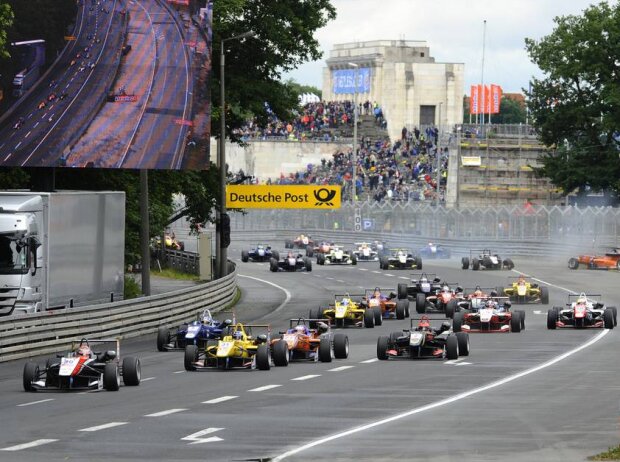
[183,323,280,370]
[315,294,380,328]
[499,276,549,304]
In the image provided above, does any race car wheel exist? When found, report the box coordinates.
[455,332,470,356]
[377,336,389,360]
[462,257,470,270]
[318,338,332,362]
[567,257,579,269]
[103,363,120,391]
[452,311,464,332]
[445,299,458,319]
[256,344,271,370]
[317,254,325,265]
[416,293,426,314]
[333,334,349,359]
[157,326,169,352]
[404,300,410,317]
[515,310,526,330]
[23,363,39,392]
[504,258,515,270]
[272,251,279,261]
[272,340,289,367]
[184,345,198,371]
[603,309,615,329]
[379,257,388,270]
[608,306,618,326]
[364,309,375,328]
[122,357,141,386]
[472,259,480,271]
[351,254,357,265]
[397,283,408,300]
[396,300,406,320]
[374,308,383,326]
[306,247,314,258]
[415,257,423,270]
[304,257,313,272]
[540,286,549,304]
[446,335,459,360]
[269,258,279,272]
[241,250,249,262]
[547,308,558,329]
[510,311,522,333]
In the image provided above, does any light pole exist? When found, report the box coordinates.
[348,62,359,205]
[217,30,255,279]
[435,102,443,207]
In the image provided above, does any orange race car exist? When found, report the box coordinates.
[568,248,620,270]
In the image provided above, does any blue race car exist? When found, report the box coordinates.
[157,309,232,351]
[242,244,279,262]
[418,242,451,259]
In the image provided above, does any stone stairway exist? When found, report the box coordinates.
[357,115,390,142]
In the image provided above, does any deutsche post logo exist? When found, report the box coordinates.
[314,188,337,206]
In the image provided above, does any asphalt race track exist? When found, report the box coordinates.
[0,236,618,461]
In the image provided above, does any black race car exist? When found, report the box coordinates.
[270,252,312,272]
[462,249,514,270]
[379,249,422,270]
[242,244,279,262]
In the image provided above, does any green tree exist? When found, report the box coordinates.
[490,97,526,124]
[0,2,13,58]
[525,1,620,195]
[212,0,336,141]
[286,78,323,101]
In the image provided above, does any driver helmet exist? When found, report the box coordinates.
[288,251,294,258]
[440,321,451,332]
[77,344,92,356]
[420,276,428,283]
[341,298,349,306]
[577,296,587,304]
[373,288,381,298]
[485,299,496,309]
[295,325,306,335]
[474,286,483,296]
[201,310,213,325]
[517,276,526,285]
[418,316,431,329]
[232,330,243,340]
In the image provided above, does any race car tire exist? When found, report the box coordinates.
[539,286,549,304]
[404,299,410,317]
[445,299,458,319]
[377,336,389,360]
[271,251,279,261]
[184,345,198,371]
[374,308,383,325]
[456,332,470,357]
[510,311,522,333]
[272,340,289,367]
[308,309,318,328]
[23,363,39,392]
[397,283,408,300]
[318,338,332,362]
[608,306,618,326]
[462,257,470,270]
[363,309,375,328]
[304,257,313,272]
[122,357,141,386]
[157,326,169,352]
[269,258,279,272]
[241,250,249,262]
[603,309,615,329]
[396,300,406,320]
[333,334,349,359]
[568,257,579,269]
[452,311,464,332]
[390,331,404,343]
[472,259,480,271]
[306,247,314,258]
[514,310,526,330]
[351,254,357,265]
[504,258,515,270]
[103,363,120,391]
[317,254,325,265]
[256,344,271,370]
[380,257,388,270]
[446,335,459,360]
[547,308,558,329]
[416,257,423,270]
[416,293,426,314]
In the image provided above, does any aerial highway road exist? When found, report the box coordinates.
[0,236,617,461]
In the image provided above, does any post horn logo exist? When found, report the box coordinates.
[314,188,337,206]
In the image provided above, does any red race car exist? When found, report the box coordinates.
[547,293,616,329]
[568,248,620,270]
[453,297,525,333]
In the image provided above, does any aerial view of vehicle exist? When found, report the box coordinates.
[318,294,379,328]
[156,309,233,351]
[568,248,620,270]
[547,293,617,329]
[418,242,451,259]
[361,287,410,320]
[316,245,357,265]
[241,244,279,262]
[23,338,141,392]
[379,248,422,270]
[499,275,549,304]
[462,249,514,270]
[269,251,313,272]
[270,318,349,365]
[452,297,525,333]
[376,316,469,361]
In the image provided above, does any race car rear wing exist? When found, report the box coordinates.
[567,293,602,304]
[409,273,439,282]
[284,318,331,332]
[71,338,121,357]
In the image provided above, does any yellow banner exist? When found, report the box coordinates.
[461,156,482,167]
[227,185,341,209]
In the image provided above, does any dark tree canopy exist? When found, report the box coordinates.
[0,2,13,59]
[525,1,620,196]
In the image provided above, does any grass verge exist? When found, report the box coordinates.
[589,446,620,460]
[150,268,200,281]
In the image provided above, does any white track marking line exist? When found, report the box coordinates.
[174,370,185,374]
[272,329,610,461]
[141,377,156,382]
[238,275,291,319]
[336,279,345,283]
[15,141,21,149]
[202,396,238,404]
[145,409,187,417]
[358,268,368,271]
[359,358,378,364]
[399,277,409,280]
[17,398,54,407]
[1,439,58,451]
[385,274,395,277]
[372,271,381,274]
[328,366,355,372]
[79,422,128,432]
[534,310,542,315]
[444,359,463,365]
[248,384,281,392]
[326,277,334,280]
[291,374,321,381]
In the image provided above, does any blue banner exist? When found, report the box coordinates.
[332,68,371,94]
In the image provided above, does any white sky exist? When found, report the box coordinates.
[282,0,611,94]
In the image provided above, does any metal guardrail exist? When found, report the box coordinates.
[0,266,237,363]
